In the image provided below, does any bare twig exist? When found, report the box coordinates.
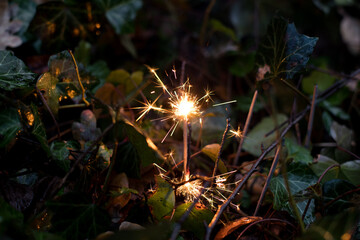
[234,90,258,165]
[205,108,308,240]
[68,50,90,106]
[236,218,296,240]
[170,182,210,240]
[212,118,231,181]
[305,85,317,148]
[199,0,216,46]
[254,144,282,216]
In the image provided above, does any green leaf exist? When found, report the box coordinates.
[115,141,141,178]
[201,144,227,173]
[301,60,336,94]
[321,101,350,121]
[147,176,175,221]
[0,50,36,91]
[210,19,237,42]
[0,108,22,148]
[341,160,360,185]
[310,155,340,183]
[235,93,263,113]
[299,207,360,240]
[269,162,318,225]
[322,179,357,214]
[102,0,143,34]
[330,121,353,163]
[110,187,139,196]
[74,40,91,66]
[242,114,288,157]
[284,138,313,164]
[47,192,110,240]
[229,52,256,78]
[0,197,24,233]
[50,141,70,172]
[96,143,113,169]
[87,60,110,93]
[36,72,59,116]
[32,231,64,240]
[118,121,159,167]
[31,104,50,156]
[173,203,214,239]
[106,222,172,240]
[106,69,143,94]
[106,69,130,85]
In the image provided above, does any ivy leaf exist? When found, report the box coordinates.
[0,50,36,91]
[36,72,59,116]
[242,114,288,157]
[257,17,318,81]
[50,141,70,172]
[173,203,214,239]
[322,179,357,214]
[310,155,340,183]
[201,144,227,173]
[47,192,110,240]
[269,162,318,225]
[100,0,143,35]
[147,176,175,221]
[330,122,353,163]
[285,22,318,79]
[284,138,313,164]
[340,160,360,185]
[106,222,172,240]
[0,108,22,148]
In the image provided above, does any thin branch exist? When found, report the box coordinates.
[236,218,297,240]
[199,0,216,46]
[212,118,231,181]
[254,144,282,216]
[234,90,258,165]
[205,108,308,240]
[305,85,318,148]
[68,50,90,106]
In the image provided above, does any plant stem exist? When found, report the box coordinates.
[183,120,191,181]
[211,118,231,182]
[254,144,281,216]
[234,90,258,165]
[68,50,90,106]
[304,85,317,148]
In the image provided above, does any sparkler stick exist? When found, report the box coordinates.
[183,120,191,181]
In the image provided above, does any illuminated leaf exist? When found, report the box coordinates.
[201,144,227,173]
[36,72,59,116]
[0,108,22,148]
[147,176,175,221]
[0,50,36,91]
[173,203,214,239]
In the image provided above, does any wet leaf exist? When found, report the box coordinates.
[0,50,36,91]
[284,138,313,164]
[36,72,59,116]
[214,216,262,240]
[47,192,110,240]
[269,162,318,225]
[102,0,143,34]
[173,203,214,239]
[299,207,360,240]
[201,143,227,173]
[0,108,22,148]
[50,141,70,172]
[147,176,175,221]
[243,114,288,157]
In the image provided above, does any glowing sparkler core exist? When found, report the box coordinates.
[172,94,198,120]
